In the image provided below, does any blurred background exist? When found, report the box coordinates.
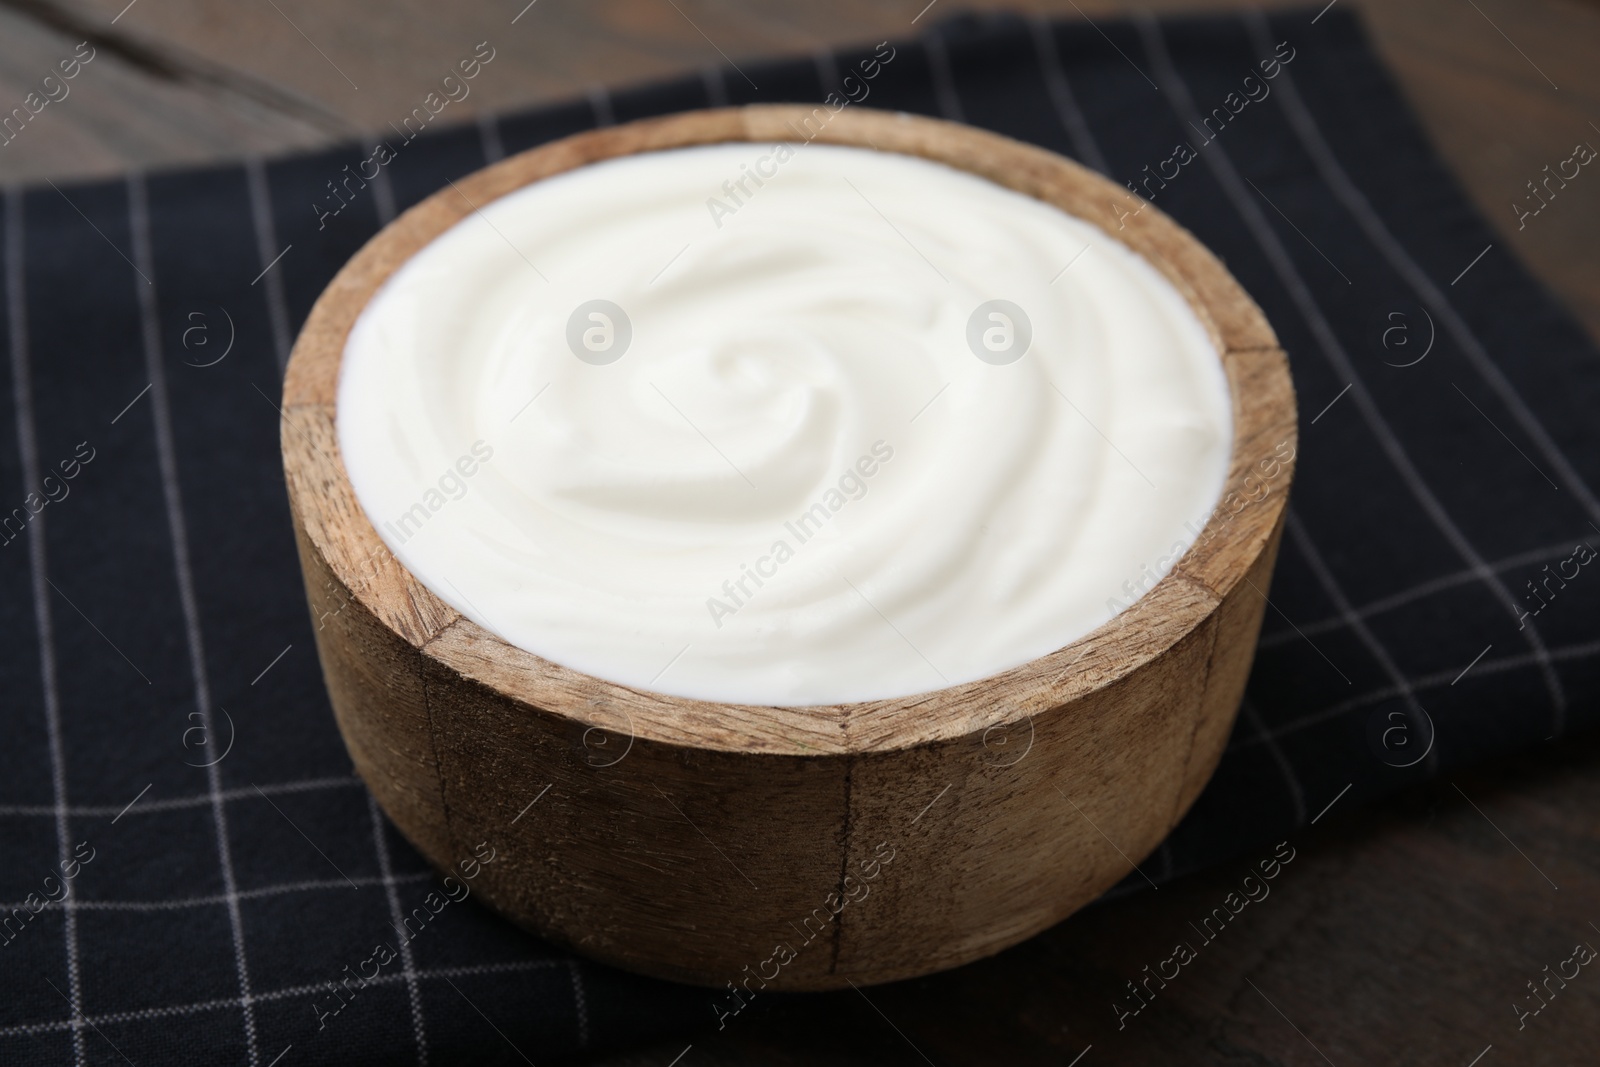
[2,1,1597,1064]
[1,0,1597,341]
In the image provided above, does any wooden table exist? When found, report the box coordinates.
[4,1,1596,1063]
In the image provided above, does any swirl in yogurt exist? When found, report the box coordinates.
[338,143,1232,705]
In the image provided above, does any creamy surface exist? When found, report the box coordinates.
[338,143,1232,705]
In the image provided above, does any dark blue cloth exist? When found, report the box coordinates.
[2,6,1596,1063]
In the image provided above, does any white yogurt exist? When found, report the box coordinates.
[337,142,1232,705]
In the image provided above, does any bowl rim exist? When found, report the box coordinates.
[281,103,1296,759]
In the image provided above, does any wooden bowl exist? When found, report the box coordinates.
[281,105,1295,991]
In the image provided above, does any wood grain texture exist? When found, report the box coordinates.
[595,733,1600,1066]
[281,105,1296,989]
[2,0,1596,338]
[8,0,1594,1056]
